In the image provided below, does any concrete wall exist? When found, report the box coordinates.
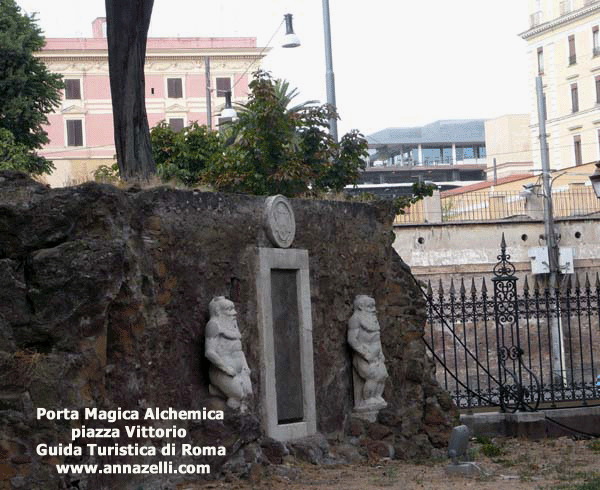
[484,114,532,179]
[394,217,600,288]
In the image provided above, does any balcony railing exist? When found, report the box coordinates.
[530,11,543,27]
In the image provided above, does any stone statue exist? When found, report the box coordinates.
[348,295,388,415]
[205,296,252,411]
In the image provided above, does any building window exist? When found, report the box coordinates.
[216,77,231,97]
[167,78,183,98]
[574,135,582,166]
[66,120,83,146]
[571,83,579,112]
[560,0,573,15]
[596,76,600,104]
[594,26,600,57]
[168,118,184,132]
[537,47,544,75]
[568,34,576,65]
[64,79,81,100]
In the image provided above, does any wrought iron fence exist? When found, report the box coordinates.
[422,236,600,411]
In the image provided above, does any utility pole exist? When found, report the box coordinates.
[536,76,565,385]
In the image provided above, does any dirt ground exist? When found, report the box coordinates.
[181,437,600,490]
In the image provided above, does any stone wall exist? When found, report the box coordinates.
[0,171,456,489]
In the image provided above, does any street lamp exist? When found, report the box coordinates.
[282,14,301,48]
[281,5,338,142]
[589,161,600,197]
[221,90,237,120]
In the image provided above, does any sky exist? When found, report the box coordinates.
[16,0,531,137]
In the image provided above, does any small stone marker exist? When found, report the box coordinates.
[445,424,485,478]
[447,424,470,464]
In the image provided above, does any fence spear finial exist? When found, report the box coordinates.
[481,277,487,294]
[470,277,477,296]
[460,278,466,297]
[585,272,591,291]
[524,276,529,294]
[438,278,444,297]
[565,274,572,291]
[449,278,456,296]
[534,275,540,292]
[427,280,433,298]
[575,273,581,291]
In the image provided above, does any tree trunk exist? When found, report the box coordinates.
[105,0,156,181]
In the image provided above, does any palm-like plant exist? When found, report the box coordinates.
[206,70,367,197]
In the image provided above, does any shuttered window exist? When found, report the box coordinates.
[568,35,576,65]
[66,120,83,146]
[574,135,582,166]
[571,83,579,113]
[168,118,184,132]
[167,78,183,98]
[64,79,81,100]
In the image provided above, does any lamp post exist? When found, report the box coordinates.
[321,0,338,142]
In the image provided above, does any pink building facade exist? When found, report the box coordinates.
[37,18,266,187]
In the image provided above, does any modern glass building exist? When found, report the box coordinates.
[366,119,487,168]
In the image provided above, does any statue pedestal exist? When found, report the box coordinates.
[352,370,387,422]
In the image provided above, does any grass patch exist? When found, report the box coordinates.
[541,477,600,490]
[481,442,502,457]
[587,440,600,453]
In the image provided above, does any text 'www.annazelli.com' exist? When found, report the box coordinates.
[55,462,211,475]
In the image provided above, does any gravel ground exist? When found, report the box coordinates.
[181,436,600,490]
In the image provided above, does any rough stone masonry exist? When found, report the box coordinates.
[0,171,456,490]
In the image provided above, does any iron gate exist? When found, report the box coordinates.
[423,234,600,412]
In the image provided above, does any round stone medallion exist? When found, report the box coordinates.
[264,195,296,248]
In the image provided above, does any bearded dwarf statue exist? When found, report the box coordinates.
[205,297,252,412]
[348,295,388,415]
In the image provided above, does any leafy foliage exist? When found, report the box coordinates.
[393,181,438,214]
[0,0,63,154]
[92,162,120,184]
[0,128,54,175]
[150,121,222,186]
[204,70,368,197]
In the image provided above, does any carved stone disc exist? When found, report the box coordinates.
[264,195,295,248]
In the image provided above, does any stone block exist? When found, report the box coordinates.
[444,462,485,478]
